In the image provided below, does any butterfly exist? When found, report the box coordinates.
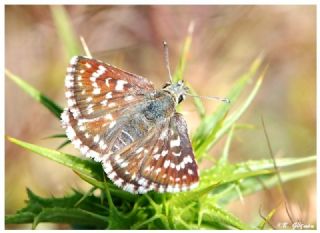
[61,54,199,194]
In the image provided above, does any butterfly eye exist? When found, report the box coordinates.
[178,94,185,103]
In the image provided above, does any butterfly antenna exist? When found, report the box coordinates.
[186,93,231,103]
[163,41,173,82]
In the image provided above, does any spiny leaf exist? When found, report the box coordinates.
[43,134,67,139]
[6,189,109,228]
[57,139,71,150]
[5,69,63,119]
[7,136,102,180]
[32,208,108,229]
[201,202,251,229]
[74,170,137,202]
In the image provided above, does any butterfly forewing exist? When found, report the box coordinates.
[62,56,156,161]
[65,56,155,120]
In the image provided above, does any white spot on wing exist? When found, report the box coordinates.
[190,182,199,190]
[106,92,112,99]
[93,87,101,95]
[120,161,128,168]
[124,95,134,101]
[105,114,113,120]
[173,184,180,192]
[103,160,112,174]
[78,125,86,131]
[158,185,165,193]
[183,155,193,164]
[86,96,93,103]
[114,178,124,187]
[137,186,147,193]
[105,78,112,87]
[161,150,168,157]
[163,160,170,169]
[65,91,73,98]
[155,168,161,174]
[99,140,107,150]
[87,150,100,160]
[66,67,74,73]
[173,151,181,157]
[101,100,108,106]
[108,102,117,108]
[109,171,117,179]
[67,99,76,107]
[109,121,116,129]
[166,185,173,192]
[135,147,144,154]
[93,135,100,143]
[70,56,79,65]
[80,145,89,155]
[170,136,180,148]
[115,80,128,91]
[154,154,160,160]
[123,183,135,193]
[73,139,81,148]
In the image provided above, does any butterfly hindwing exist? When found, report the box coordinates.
[138,113,199,193]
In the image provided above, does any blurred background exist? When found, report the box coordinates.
[5,5,316,229]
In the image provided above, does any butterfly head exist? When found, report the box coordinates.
[162,80,189,104]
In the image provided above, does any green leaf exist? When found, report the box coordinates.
[57,139,71,150]
[210,156,316,205]
[5,69,63,119]
[173,21,194,83]
[235,155,316,172]
[5,212,35,225]
[187,84,206,118]
[74,170,138,203]
[50,5,82,58]
[210,68,266,148]
[192,55,264,158]
[33,208,108,229]
[195,69,266,159]
[7,136,102,180]
[201,202,251,229]
[6,189,109,229]
[43,134,67,139]
[218,125,235,165]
